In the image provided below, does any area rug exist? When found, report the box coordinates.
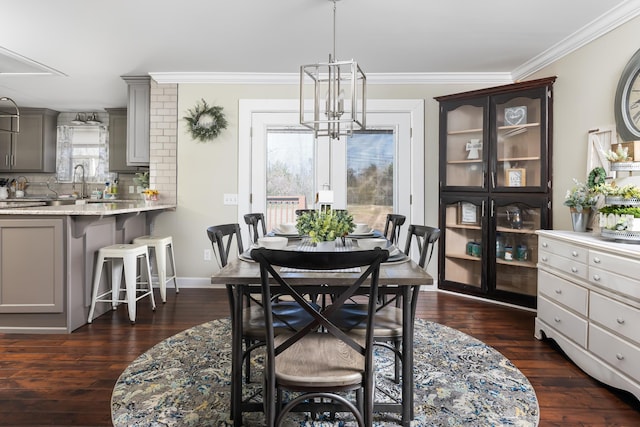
[111,318,539,426]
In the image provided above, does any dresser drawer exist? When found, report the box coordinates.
[590,292,640,345]
[590,250,640,279]
[538,269,588,315]
[539,250,588,280]
[589,323,640,383]
[590,266,640,303]
[537,295,588,347]
[539,237,588,262]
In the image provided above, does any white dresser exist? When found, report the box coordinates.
[535,230,640,401]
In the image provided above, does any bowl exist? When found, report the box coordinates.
[258,236,288,249]
[358,238,387,250]
[353,223,370,234]
[278,223,298,234]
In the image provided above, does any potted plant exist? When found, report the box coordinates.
[296,209,355,247]
[564,178,598,232]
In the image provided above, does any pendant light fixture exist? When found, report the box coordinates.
[300,0,366,140]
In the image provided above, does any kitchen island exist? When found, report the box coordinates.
[0,201,176,333]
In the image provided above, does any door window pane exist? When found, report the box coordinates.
[265,129,314,230]
[346,130,394,231]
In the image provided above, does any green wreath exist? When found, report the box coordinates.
[587,166,607,188]
[183,99,228,142]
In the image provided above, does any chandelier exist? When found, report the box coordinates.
[299,0,366,140]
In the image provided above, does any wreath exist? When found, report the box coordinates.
[587,166,607,188]
[183,99,228,142]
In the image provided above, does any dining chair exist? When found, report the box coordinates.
[337,224,441,384]
[243,213,267,244]
[251,247,389,426]
[383,214,406,245]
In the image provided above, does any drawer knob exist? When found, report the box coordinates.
[541,256,548,262]
[617,317,625,325]
[616,353,624,361]
[593,257,601,264]
[571,251,578,257]
[554,316,561,323]
[555,289,562,294]
[542,242,548,248]
[571,267,578,273]
[593,275,601,281]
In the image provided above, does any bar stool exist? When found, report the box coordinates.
[132,235,178,303]
[88,243,156,324]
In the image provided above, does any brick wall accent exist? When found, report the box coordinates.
[149,80,178,204]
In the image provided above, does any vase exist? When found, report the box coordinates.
[316,240,336,251]
[570,208,590,232]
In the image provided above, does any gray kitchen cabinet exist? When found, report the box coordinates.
[0,108,59,172]
[122,75,150,166]
[106,108,140,172]
[0,218,64,313]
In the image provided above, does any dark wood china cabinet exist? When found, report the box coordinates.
[435,77,556,308]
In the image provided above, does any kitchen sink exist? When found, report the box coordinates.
[45,199,77,206]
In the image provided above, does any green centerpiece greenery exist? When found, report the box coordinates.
[296,209,356,243]
[563,178,598,212]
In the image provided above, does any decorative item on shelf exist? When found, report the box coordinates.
[465,139,482,159]
[506,206,523,229]
[183,99,228,142]
[603,143,632,163]
[504,106,527,126]
[142,189,159,202]
[564,178,598,232]
[505,168,526,187]
[296,208,355,244]
[457,201,479,225]
[133,171,149,190]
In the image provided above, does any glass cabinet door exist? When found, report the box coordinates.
[441,98,487,189]
[441,196,486,291]
[492,197,547,299]
[492,87,549,192]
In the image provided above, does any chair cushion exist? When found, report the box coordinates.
[242,301,320,338]
[331,304,403,338]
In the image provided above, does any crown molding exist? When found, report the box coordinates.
[149,71,514,85]
[512,0,640,80]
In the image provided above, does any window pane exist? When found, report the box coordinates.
[56,126,114,183]
[346,130,394,231]
[265,129,315,230]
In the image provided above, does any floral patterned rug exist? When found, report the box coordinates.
[112,318,539,426]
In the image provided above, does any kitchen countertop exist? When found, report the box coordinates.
[0,201,176,215]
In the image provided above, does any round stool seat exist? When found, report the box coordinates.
[100,243,149,257]
[132,235,178,303]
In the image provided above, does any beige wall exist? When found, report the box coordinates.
[152,14,640,284]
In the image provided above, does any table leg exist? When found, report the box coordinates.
[401,285,414,427]
[231,284,245,427]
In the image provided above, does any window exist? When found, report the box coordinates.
[56,125,115,183]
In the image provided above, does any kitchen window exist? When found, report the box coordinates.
[56,125,115,183]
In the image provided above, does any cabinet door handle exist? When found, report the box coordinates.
[593,257,601,264]
[571,251,578,257]
[542,242,548,248]
[616,353,624,361]
[616,317,625,325]
[555,289,562,294]
[571,267,578,273]
[592,275,601,281]
[554,316,561,323]
[4,154,8,166]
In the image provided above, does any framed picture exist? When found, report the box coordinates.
[457,201,479,225]
[506,168,526,187]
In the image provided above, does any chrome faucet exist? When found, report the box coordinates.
[72,164,86,199]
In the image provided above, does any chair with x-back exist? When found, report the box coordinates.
[251,247,389,426]
[244,213,267,244]
[383,214,406,245]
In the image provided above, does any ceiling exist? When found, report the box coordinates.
[1,0,639,112]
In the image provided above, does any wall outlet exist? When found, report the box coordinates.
[204,249,212,261]
[223,193,238,205]
[128,185,135,194]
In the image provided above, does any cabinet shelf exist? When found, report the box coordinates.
[496,226,536,234]
[497,123,540,131]
[447,127,483,135]
[447,159,484,164]
[497,156,540,162]
[446,252,482,261]
[446,223,482,231]
[496,258,536,268]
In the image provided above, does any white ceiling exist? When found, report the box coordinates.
[1,0,639,112]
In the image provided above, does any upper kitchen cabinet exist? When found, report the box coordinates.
[122,76,150,166]
[106,108,141,173]
[436,77,556,193]
[0,108,59,172]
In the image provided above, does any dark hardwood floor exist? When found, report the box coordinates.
[0,288,638,426]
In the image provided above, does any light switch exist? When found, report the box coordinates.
[223,193,238,205]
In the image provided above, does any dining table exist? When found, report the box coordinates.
[210,237,433,427]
